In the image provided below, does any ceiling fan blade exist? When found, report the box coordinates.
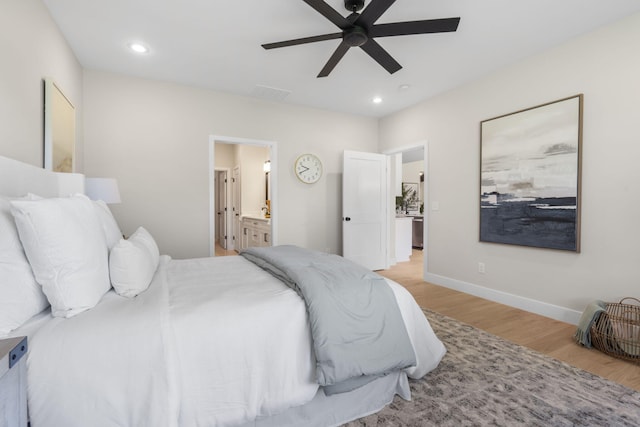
[356,0,396,27]
[359,39,402,74]
[318,41,351,78]
[262,33,342,50]
[370,17,460,38]
[303,0,352,30]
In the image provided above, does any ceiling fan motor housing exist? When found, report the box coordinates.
[344,26,368,47]
[344,0,365,12]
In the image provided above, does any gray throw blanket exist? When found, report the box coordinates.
[573,300,606,348]
[241,245,417,389]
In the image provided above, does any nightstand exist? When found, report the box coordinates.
[0,337,27,427]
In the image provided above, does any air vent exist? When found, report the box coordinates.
[251,85,291,102]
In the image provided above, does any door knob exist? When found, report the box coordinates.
[345,217,351,221]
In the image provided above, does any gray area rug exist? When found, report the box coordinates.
[345,309,640,426]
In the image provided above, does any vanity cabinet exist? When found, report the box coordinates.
[240,217,271,250]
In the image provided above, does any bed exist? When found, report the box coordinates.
[0,155,446,427]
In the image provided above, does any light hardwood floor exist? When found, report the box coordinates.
[214,243,237,257]
[215,243,640,391]
[380,249,640,392]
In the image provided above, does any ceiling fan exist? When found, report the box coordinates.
[262,0,460,78]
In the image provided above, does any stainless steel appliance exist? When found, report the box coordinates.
[412,216,423,249]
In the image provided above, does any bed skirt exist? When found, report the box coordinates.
[238,371,410,427]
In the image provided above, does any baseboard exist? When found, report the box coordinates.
[424,272,582,325]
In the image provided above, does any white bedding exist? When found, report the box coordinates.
[15,255,445,427]
[167,256,318,426]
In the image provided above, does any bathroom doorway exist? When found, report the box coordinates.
[209,135,278,256]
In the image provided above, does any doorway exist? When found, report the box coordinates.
[209,135,278,257]
[384,142,427,276]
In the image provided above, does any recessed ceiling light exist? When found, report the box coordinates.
[128,42,149,54]
[398,84,411,91]
[372,96,383,104]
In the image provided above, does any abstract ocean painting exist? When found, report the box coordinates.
[480,95,583,251]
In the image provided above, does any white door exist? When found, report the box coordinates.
[216,170,228,249]
[232,166,241,251]
[343,150,388,270]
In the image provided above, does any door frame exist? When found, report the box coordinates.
[383,140,429,273]
[231,165,241,251]
[209,135,278,256]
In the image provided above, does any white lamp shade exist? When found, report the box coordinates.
[85,178,121,204]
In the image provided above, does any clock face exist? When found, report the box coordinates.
[294,153,323,184]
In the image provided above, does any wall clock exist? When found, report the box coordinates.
[294,153,323,184]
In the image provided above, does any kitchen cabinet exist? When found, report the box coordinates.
[395,217,413,262]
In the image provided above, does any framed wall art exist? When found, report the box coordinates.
[480,94,583,252]
[402,182,419,212]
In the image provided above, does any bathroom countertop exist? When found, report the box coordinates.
[242,215,271,223]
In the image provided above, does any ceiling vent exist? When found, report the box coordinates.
[251,85,292,102]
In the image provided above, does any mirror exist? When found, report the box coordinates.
[264,160,271,198]
[43,78,75,172]
[264,160,271,218]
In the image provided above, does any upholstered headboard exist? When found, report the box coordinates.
[0,155,84,197]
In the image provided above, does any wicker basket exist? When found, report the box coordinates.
[591,297,640,363]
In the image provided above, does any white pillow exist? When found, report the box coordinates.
[0,196,49,336]
[93,200,122,250]
[109,227,160,298]
[11,194,111,318]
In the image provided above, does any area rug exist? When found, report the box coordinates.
[344,309,640,426]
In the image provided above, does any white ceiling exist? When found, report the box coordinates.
[43,0,640,118]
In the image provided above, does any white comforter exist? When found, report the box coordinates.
[21,255,445,427]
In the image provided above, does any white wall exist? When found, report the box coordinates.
[0,0,83,170]
[83,71,378,259]
[402,161,423,184]
[379,13,640,322]
[214,143,234,169]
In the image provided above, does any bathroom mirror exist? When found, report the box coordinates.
[43,78,75,172]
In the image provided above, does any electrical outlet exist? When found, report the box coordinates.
[478,262,486,274]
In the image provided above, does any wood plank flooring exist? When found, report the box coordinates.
[214,243,237,257]
[380,249,640,392]
[214,243,640,391]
